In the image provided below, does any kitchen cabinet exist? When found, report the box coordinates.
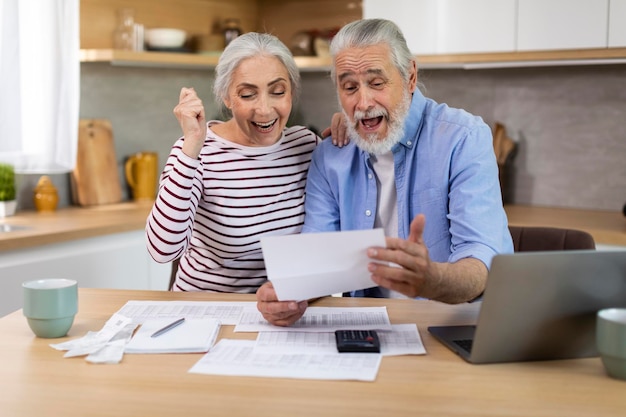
[517,0,609,51]
[80,0,626,70]
[365,0,516,55]
[362,0,626,68]
[609,0,626,47]
[363,0,438,55]
[0,230,170,317]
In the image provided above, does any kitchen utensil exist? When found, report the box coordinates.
[124,151,158,201]
[71,119,123,206]
[492,122,516,166]
[145,28,187,49]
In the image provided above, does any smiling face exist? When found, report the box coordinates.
[222,55,293,147]
[334,43,417,153]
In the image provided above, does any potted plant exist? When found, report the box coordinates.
[0,163,17,217]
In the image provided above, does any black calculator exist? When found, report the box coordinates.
[335,330,381,353]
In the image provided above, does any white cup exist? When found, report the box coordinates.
[596,308,626,380]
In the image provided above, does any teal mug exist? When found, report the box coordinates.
[22,279,78,338]
[596,308,626,380]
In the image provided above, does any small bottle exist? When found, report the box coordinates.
[33,176,59,213]
[223,18,241,48]
[113,8,136,50]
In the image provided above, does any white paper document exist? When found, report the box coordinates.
[253,324,426,356]
[50,313,135,358]
[50,313,138,364]
[189,339,382,381]
[125,318,220,354]
[114,300,255,325]
[235,306,393,332]
[260,228,386,301]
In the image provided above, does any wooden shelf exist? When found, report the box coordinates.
[80,47,626,71]
[79,49,333,70]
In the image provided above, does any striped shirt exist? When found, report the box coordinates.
[146,122,320,293]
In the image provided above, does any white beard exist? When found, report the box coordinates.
[344,90,412,155]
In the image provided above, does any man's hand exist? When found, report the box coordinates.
[367,214,434,298]
[173,87,206,159]
[320,112,349,147]
[366,214,487,303]
[256,282,308,326]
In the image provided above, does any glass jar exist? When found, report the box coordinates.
[223,18,241,48]
[113,8,136,50]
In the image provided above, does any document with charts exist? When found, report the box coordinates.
[189,339,382,381]
[253,324,426,356]
[114,300,255,325]
[234,306,393,332]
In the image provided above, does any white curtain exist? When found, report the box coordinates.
[0,0,79,173]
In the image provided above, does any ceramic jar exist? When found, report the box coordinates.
[34,176,59,212]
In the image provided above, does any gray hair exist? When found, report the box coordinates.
[213,32,301,111]
[329,19,415,84]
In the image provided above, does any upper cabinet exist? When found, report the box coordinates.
[609,0,626,47]
[517,0,609,51]
[81,0,626,69]
[364,0,626,67]
[364,0,516,55]
[363,0,438,55]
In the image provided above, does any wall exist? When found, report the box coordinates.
[16,62,626,213]
[297,64,626,212]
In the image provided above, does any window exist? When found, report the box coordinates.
[0,0,79,173]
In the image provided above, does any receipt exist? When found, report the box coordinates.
[50,313,137,363]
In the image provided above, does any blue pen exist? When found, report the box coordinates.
[150,317,185,338]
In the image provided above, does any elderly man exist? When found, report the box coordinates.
[257,18,513,326]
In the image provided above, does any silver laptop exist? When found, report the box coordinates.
[428,250,626,364]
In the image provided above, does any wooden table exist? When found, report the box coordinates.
[1,289,624,417]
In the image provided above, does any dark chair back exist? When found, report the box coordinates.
[508,226,596,252]
[169,258,180,290]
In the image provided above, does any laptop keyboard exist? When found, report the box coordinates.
[453,339,473,353]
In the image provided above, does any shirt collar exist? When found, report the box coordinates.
[392,90,426,152]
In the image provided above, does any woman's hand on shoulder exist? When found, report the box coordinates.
[320,112,349,147]
[174,87,207,159]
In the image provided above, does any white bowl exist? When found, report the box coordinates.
[145,28,187,49]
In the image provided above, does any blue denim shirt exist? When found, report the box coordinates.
[303,90,513,283]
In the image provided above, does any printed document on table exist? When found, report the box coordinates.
[114,300,256,325]
[189,339,382,381]
[254,324,426,356]
[260,228,386,301]
[235,306,393,332]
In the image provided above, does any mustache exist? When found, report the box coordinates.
[352,107,389,123]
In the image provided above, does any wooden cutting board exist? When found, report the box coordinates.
[71,119,123,206]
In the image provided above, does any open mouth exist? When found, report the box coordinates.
[360,116,384,131]
[252,119,278,132]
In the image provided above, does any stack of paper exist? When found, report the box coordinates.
[125,318,220,354]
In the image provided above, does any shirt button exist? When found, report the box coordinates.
[365,210,372,216]
[368,173,373,180]
[407,141,412,146]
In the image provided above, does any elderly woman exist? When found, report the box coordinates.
[146,32,342,293]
